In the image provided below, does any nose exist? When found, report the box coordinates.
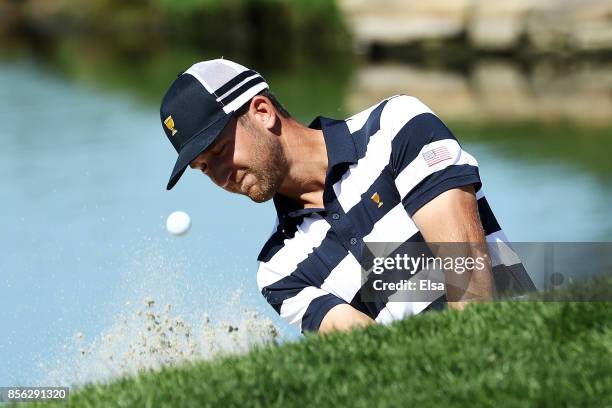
[189,160,204,171]
[209,165,232,188]
[189,154,208,172]
[190,155,231,187]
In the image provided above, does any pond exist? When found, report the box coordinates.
[1,55,611,387]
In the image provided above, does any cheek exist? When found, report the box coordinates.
[231,130,252,164]
[235,135,263,166]
[228,145,247,168]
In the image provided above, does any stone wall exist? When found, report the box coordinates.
[339,0,612,52]
[347,62,612,124]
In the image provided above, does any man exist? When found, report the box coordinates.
[159,59,535,334]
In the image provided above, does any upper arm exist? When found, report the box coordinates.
[257,216,366,334]
[258,260,353,333]
[412,186,494,305]
[412,185,485,243]
[387,96,482,228]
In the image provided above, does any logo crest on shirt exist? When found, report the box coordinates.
[371,192,383,208]
[164,115,178,136]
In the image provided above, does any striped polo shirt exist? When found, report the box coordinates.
[256,95,535,333]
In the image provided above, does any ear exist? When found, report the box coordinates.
[249,95,277,131]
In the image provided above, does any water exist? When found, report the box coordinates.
[1,58,611,387]
[0,60,279,386]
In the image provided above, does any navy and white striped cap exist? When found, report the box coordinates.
[160,59,269,190]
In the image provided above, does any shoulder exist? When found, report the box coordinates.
[381,95,437,134]
[384,94,433,112]
[345,95,436,136]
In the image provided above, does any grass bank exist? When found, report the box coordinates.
[24,274,612,407]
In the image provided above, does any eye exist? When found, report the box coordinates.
[213,144,226,156]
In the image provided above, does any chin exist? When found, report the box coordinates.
[246,186,275,203]
[248,193,273,203]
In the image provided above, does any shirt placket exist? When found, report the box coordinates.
[323,200,363,260]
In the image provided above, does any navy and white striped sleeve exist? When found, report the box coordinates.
[387,95,482,216]
[256,223,347,333]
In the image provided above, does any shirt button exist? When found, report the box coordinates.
[332,213,340,220]
[350,237,358,245]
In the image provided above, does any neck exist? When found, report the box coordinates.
[277,118,327,209]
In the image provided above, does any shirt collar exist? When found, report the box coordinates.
[309,116,359,173]
[272,116,358,229]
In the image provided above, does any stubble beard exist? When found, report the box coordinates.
[243,131,288,203]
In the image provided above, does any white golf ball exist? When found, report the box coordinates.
[166,211,191,236]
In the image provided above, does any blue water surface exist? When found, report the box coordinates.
[1,60,611,386]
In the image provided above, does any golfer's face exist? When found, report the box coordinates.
[188,118,262,197]
[189,119,241,192]
[190,112,287,203]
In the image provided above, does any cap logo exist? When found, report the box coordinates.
[164,115,178,136]
[371,192,383,208]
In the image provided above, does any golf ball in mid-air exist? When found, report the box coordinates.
[166,211,191,236]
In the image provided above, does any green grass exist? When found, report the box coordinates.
[26,275,612,407]
[7,0,351,62]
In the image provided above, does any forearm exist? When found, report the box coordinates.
[446,243,495,310]
[319,304,375,334]
[446,197,495,308]
[412,185,496,309]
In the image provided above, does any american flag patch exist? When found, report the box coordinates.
[422,146,452,167]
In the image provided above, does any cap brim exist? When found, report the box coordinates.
[166,113,233,190]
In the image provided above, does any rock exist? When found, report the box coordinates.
[338,0,612,52]
[339,0,470,45]
[347,61,612,124]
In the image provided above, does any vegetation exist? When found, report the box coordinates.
[2,0,351,63]
[22,274,612,407]
[451,121,612,184]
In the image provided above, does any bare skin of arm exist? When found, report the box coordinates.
[318,185,494,334]
[412,185,496,310]
[319,304,375,334]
